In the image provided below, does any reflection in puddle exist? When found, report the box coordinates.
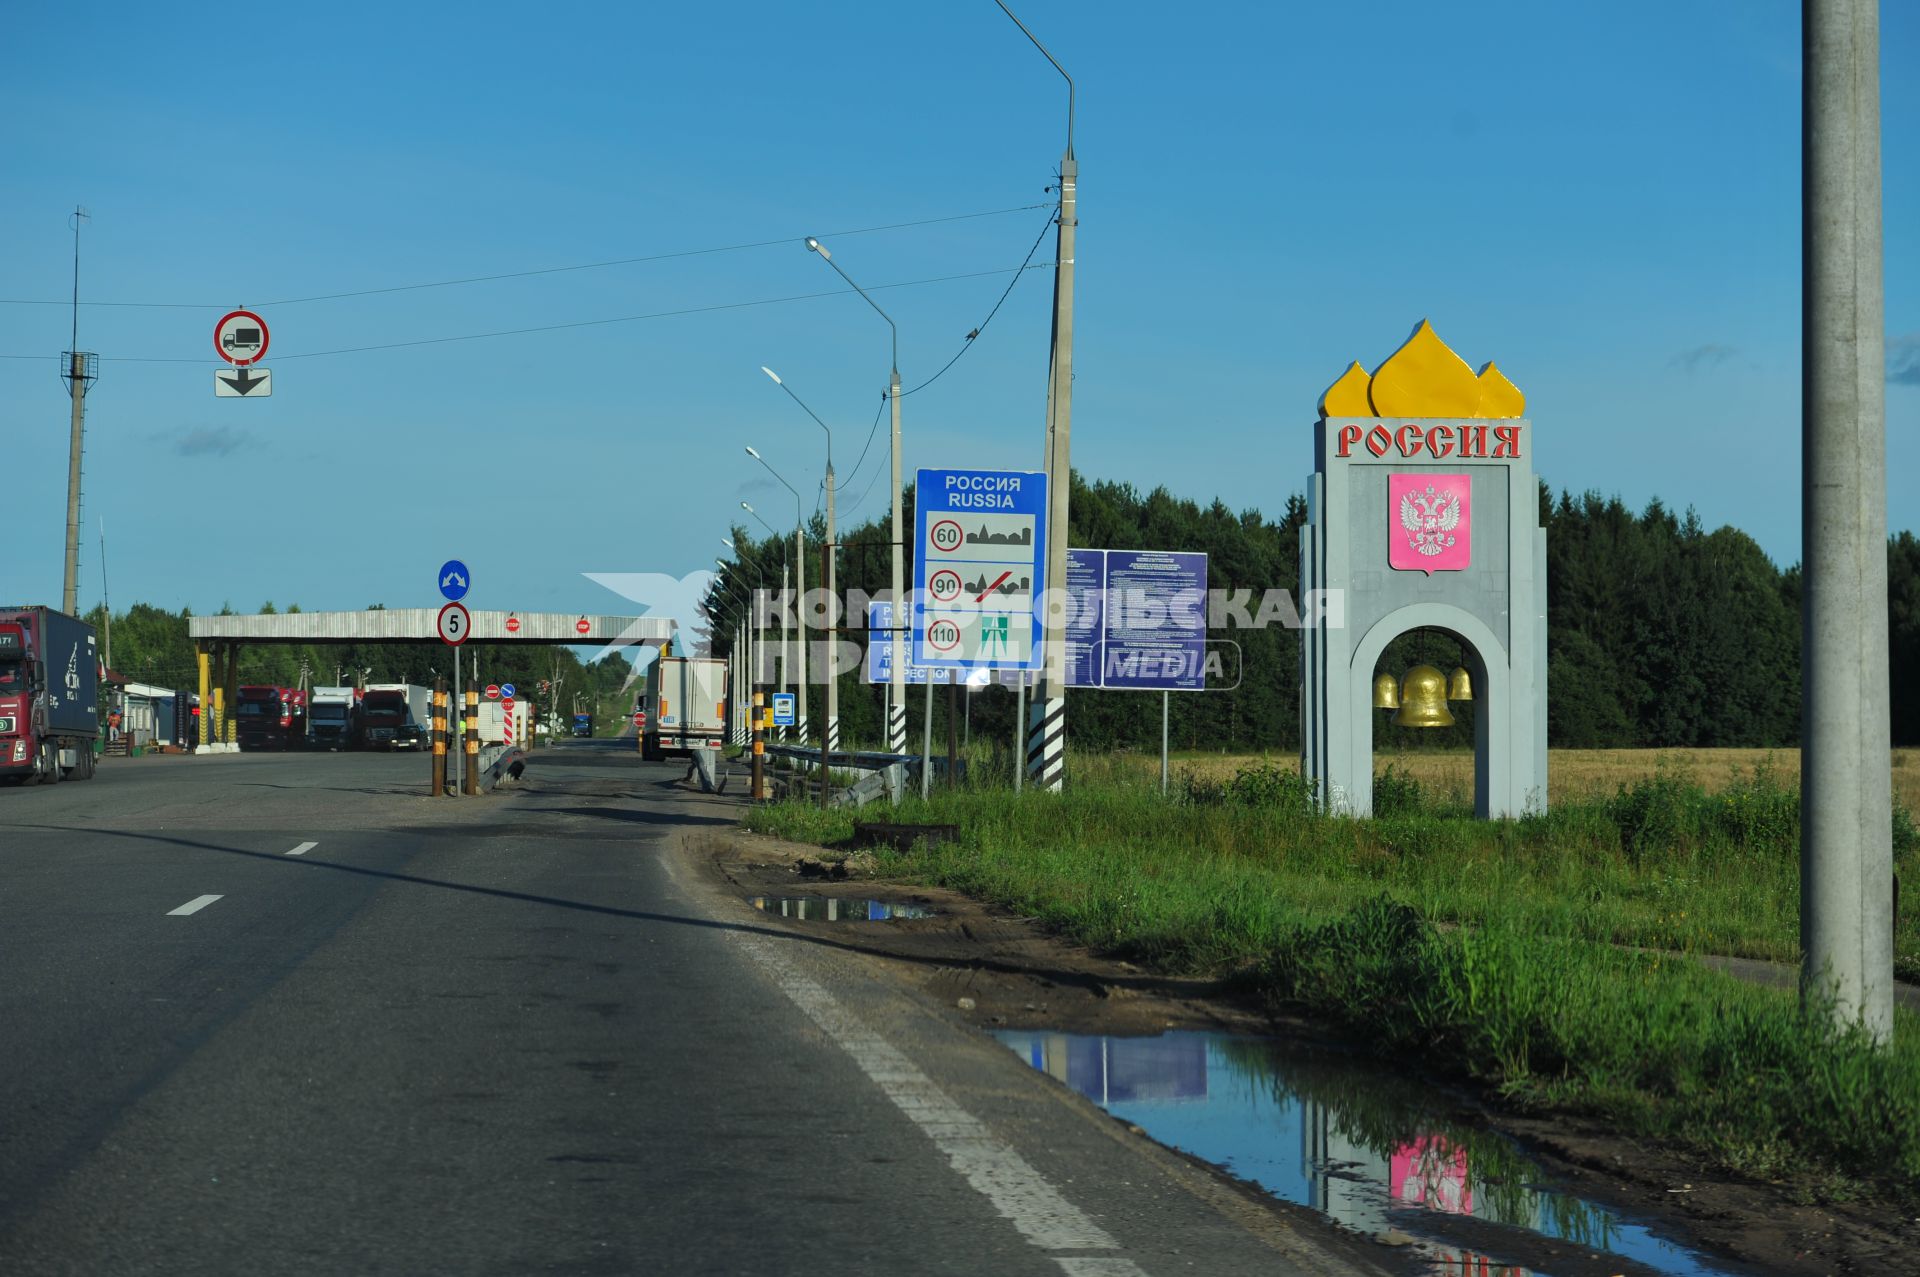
[993,1031,1739,1277]
[747,896,934,922]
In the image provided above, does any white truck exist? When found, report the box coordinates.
[307,685,359,751]
[641,656,727,761]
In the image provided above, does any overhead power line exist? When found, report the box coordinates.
[0,264,1056,365]
[0,203,1049,311]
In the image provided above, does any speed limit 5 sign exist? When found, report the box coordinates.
[437,601,471,646]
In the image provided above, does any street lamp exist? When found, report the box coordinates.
[743,502,795,739]
[802,237,906,760]
[746,447,810,743]
[762,365,840,751]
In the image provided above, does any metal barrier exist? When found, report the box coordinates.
[760,745,963,807]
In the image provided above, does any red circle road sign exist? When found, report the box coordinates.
[632,711,646,726]
[927,618,962,653]
[929,569,963,602]
[928,519,964,554]
[505,615,521,633]
[436,602,471,646]
[214,310,269,366]
[485,684,501,700]
[575,616,591,635]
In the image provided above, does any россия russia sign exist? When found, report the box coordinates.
[912,468,1048,671]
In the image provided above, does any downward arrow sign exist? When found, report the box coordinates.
[219,367,267,395]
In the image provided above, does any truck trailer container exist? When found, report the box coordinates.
[307,685,360,750]
[641,656,727,761]
[0,605,101,784]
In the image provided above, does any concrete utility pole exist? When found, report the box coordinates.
[763,367,839,751]
[995,1,1075,793]
[801,239,907,759]
[62,207,93,617]
[1801,0,1893,1042]
[747,449,808,743]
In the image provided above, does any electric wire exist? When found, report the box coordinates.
[0,265,1054,365]
[0,203,1049,311]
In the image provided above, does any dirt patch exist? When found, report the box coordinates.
[695,826,1920,1277]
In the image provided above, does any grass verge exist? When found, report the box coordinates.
[744,752,1920,1196]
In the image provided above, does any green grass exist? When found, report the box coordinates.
[745,752,1920,1195]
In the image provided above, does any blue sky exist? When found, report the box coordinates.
[2,0,1914,626]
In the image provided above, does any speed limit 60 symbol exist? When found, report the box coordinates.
[928,569,963,602]
[437,601,471,646]
[927,618,962,653]
[929,519,963,553]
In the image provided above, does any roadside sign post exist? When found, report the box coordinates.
[436,564,472,795]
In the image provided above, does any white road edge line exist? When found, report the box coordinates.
[728,927,1149,1276]
[166,895,223,917]
[286,841,318,856]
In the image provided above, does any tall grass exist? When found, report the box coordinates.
[745,755,1920,1192]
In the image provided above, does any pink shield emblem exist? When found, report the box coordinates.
[1389,473,1471,574]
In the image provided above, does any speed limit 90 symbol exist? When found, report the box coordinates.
[927,618,962,652]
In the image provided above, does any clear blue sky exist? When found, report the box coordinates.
[3,0,1914,625]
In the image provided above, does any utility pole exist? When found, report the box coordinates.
[62,206,94,617]
[1801,0,1892,1042]
[824,460,838,750]
[995,1,1075,793]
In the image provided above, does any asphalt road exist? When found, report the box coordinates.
[0,742,1380,1277]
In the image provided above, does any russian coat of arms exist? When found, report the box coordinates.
[1388,473,1472,574]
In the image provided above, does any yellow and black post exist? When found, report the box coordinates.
[751,691,765,800]
[431,678,448,796]
[462,684,480,796]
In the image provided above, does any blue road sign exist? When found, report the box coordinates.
[1064,549,1209,690]
[500,683,517,699]
[438,560,471,602]
[771,692,796,727]
[912,467,1048,671]
[865,601,949,685]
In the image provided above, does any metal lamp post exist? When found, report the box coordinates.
[742,501,793,742]
[763,367,839,751]
[746,447,809,744]
[802,237,907,762]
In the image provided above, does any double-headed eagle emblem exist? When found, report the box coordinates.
[1400,484,1461,558]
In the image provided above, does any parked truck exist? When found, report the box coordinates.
[307,685,361,751]
[235,685,305,751]
[0,605,101,784]
[571,712,593,738]
[361,683,433,750]
[641,656,727,761]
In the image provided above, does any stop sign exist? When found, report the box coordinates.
[505,615,521,633]
[575,616,591,635]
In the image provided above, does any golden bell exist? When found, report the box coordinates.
[1392,665,1456,728]
[1447,666,1473,701]
[1372,671,1400,710]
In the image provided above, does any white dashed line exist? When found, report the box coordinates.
[167,895,223,916]
[728,926,1148,1275]
[286,841,317,856]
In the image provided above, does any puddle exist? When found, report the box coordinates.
[993,1030,1743,1277]
[747,896,935,922]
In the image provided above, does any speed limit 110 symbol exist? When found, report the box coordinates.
[929,519,963,553]
[927,618,962,652]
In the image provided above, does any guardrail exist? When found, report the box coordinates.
[761,744,965,807]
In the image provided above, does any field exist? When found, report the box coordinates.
[1146,746,1920,813]
[746,746,1920,1198]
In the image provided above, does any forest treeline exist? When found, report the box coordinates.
[75,473,1920,752]
[707,474,1920,752]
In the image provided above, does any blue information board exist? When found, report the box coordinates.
[1065,549,1208,691]
[865,602,950,685]
[771,692,796,726]
[912,468,1048,671]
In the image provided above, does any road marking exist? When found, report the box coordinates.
[729,927,1148,1274]
[166,895,223,916]
[286,841,317,856]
